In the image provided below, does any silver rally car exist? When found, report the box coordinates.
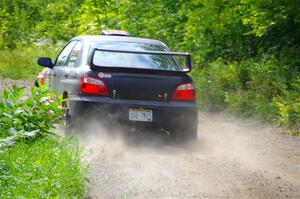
[37,30,198,141]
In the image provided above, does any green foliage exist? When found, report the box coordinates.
[0,0,82,48]
[273,79,300,135]
[0,137,87,198]
[192,59,241,110]
[194,55,299,134]
[0,85,88,197]
[0,45,61,79]
[0,84,64,144]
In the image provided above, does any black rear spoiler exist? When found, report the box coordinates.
[88,48,192,73]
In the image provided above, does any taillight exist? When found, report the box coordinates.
[37,68,48,85]
[171,83,196,101]
[80,75,109,96]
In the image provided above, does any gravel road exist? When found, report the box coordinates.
[76,112,300,199]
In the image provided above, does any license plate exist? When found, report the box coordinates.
[129,108,153,122]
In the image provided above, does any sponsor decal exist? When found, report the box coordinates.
[98,72,112,78]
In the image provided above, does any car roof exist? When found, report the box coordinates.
[71,35,168,48]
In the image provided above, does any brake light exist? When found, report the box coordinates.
[171,83,196,101]
[37,68,48,85]
[80,75,109,96]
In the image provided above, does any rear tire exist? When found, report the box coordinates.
[62,100,80,135]
[64,116,82,135]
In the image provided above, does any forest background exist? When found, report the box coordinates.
[0,0,299,134]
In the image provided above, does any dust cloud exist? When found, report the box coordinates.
[70,112,300,199]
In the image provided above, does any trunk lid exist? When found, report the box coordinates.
[95,71,190,102]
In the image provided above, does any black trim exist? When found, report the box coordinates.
[69,95,197,108]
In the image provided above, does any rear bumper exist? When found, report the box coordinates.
[69,95,198,128]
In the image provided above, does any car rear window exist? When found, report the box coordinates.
[91,42,181,71]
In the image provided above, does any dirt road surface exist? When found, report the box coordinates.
[76,112,300,199]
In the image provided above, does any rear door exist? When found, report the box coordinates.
[59,41,83,96]
[51,40,77,94]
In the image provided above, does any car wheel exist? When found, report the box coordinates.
[62,100,77,134]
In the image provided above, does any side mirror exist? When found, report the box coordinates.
[37,57,53,68]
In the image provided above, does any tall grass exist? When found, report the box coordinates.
[0,45,61,80]
[0,137,87,198]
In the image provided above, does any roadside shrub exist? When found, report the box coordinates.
[273,78,300,135]
[0,85,88,197]
[0,84,63,145]
[193,55,299,134]
[191,59,240,111]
